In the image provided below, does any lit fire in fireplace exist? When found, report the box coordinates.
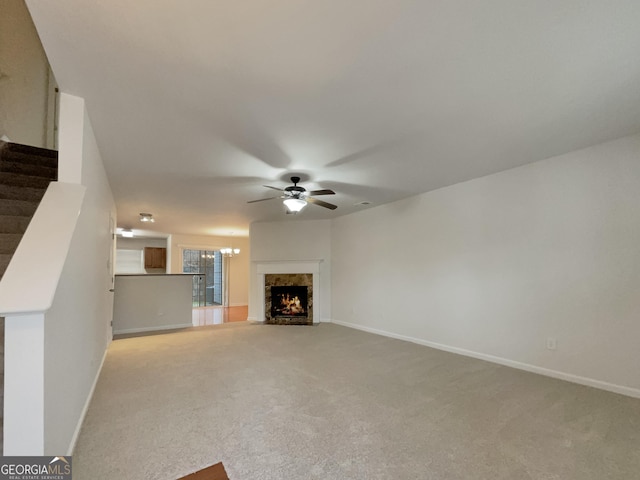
[271,286,308,317]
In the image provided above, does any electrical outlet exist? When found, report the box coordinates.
[546,337,557,350]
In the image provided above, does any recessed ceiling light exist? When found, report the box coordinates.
[139,212,155,223]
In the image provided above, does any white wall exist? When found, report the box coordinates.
[331,134,640,397]
[0,0,55,148]
[115,248,145,274]
[169,233,249,306]
[43,93,116,453]
[117,237,168,250]
[249,219,331,322]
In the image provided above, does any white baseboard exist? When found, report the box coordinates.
[113,323,192,335]
[67,346,108,455]
[330,319,640,399]
[247,316,258,322]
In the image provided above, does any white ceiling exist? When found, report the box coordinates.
[26,0,640,237]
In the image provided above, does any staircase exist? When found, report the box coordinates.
[0,140,58,454]
[0,141,58,277]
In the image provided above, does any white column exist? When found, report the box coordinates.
[4,313,45,455]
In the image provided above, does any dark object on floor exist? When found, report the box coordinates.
[178,461,229,480]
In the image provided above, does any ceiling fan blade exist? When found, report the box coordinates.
[263,185,285,192]
[306,196,337,210]
[308,189,335,196]
[247,196,281,203]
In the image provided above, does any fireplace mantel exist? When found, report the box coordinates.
[255,260,322,324]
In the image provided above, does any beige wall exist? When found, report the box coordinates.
[169,233,249,306]
[0,0,55,148]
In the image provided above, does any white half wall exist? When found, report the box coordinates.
[331,134,640,397]
[112,275,193,334]
[43,93,116,454]
[249,219,331,322]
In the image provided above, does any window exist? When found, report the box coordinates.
[183,249,222,306]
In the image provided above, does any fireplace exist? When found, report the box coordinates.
[264,272,313,325]
[270,286,308,318]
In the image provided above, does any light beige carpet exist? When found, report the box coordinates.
[73,323,640,479]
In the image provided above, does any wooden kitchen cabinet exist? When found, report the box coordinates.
[144,247,166,269]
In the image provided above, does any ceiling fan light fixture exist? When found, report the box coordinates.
[248,177,336,212]
[283,198,307,212]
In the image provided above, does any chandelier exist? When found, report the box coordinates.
[221,232,240,257]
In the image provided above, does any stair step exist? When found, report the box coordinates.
[0,160,57,180]
[1,151,58,170]
[0,172,52,189]
[0,141,58,169]
[1,141,57,159]
[0,199,38,217]
[0,234,22,254]
[0,215,31,234]
[0,184,47,202]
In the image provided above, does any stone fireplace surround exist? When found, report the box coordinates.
[255,261,322,324]
[265,274,312,325]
